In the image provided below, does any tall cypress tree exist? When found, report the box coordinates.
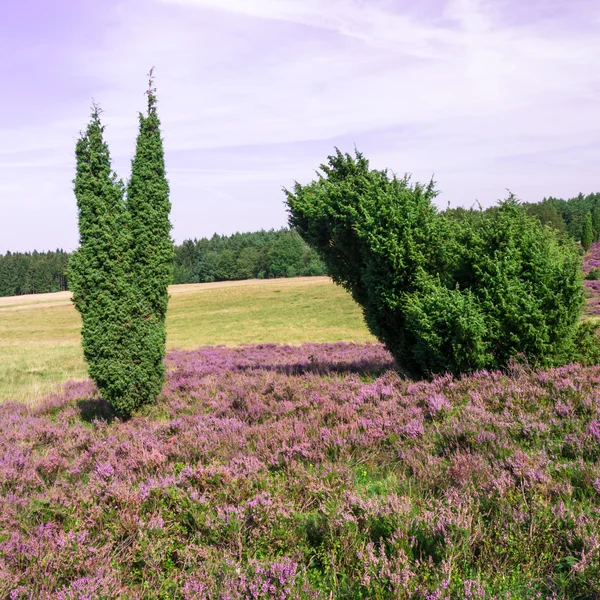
[71,75,173,418]
[69,107,136,412]
[125,69,173,405]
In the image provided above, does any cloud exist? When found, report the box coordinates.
[1,0,599,251]
[103,0,600,152]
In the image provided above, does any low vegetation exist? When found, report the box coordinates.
[1,344,599,599]
[0,278,372,404]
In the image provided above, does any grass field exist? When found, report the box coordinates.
[0,277,372,404]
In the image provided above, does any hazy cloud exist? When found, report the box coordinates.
[1,0,599,251]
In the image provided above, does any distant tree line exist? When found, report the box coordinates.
[4,192,597,299]
[172,228,326,284]
[0,229,327,298]
[0,249,69,296]
[523,192,600,250]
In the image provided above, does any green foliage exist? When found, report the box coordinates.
[586,268,600,281]
[70,73,173,418]
[582,212,594,251]
[69,107,141,416]
[538,192,600,242]
[442,198,586,370]
[525,200,566,232]
[0,229,325,298]
[172,229,326,284]
[128,74,173,321]
[405,283,491,374]
[285,149,443,376]
[117,71,174,416]
[592,207,600,242]
[0,250,68,296]
[286,149,588,376]
[570,321,600,366]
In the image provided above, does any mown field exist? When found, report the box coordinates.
[0,277,373,404]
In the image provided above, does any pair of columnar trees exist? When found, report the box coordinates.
[69,73,173,418]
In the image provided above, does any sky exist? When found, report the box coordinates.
[1,0,599,253]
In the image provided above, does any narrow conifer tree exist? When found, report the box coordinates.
[125,69,173,404]
[71,73,173,418]
[69,107,136,410]
[592,207,600,243]
[582,212,594,251]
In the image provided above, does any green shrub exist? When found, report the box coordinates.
[69,108,141,415]
[405,282,491,374]
[440,197,585,371]
[121,72,173,416]
[570,321,600,366]
[585,268,600,280]
[285,149,592,376]
[285,149,444,376]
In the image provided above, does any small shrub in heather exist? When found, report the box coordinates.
[1,343,599,598]
[585,268,600,281]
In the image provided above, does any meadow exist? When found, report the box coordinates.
[0,277,373,404]
[2,271,600,598]
[1,344,599,599]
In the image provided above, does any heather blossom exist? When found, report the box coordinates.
[0,342,599,598]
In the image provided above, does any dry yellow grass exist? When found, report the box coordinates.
[0,277,373,404]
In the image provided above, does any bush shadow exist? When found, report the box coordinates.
[234,358,397,378]
[77,397,117,424]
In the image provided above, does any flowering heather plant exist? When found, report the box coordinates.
[1,343,600,598]
[583,242,600,315]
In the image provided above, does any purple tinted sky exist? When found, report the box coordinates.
[1,0,599,252]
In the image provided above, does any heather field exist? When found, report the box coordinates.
[2,343,600,599]
[583,242,600,317]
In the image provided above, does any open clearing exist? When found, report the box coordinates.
[0,277,372,403]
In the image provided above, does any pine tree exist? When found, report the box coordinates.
[125,69,173,406]
[582,212,594,251]
[69,107,137,413]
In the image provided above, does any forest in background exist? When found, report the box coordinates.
[2,190,599,298]
[0,250,69,296]
[525,192,600,247]
[0,229,326,297]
